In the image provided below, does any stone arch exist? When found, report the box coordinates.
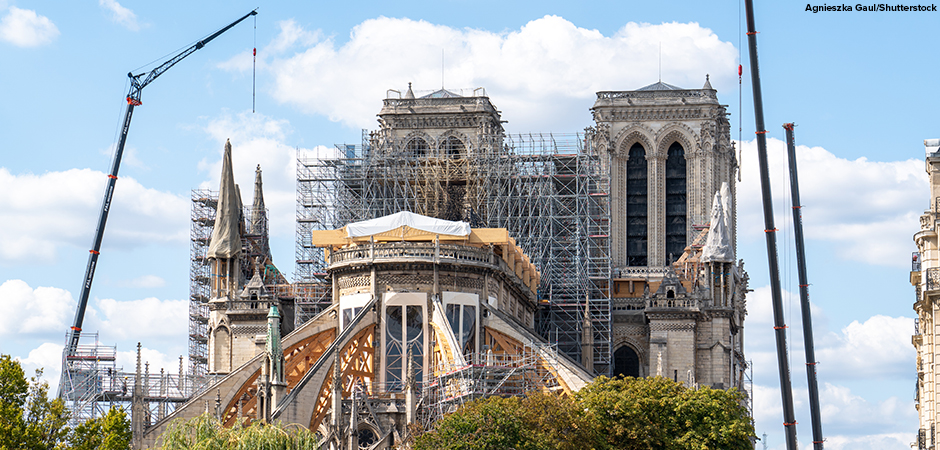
[402,131,433,158]
[613,126,655,158]
[438,130,469,158]
[213,325,232,373]
[654,124,697,160]
[612,341,644,378]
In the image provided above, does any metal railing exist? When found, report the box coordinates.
[646,298,699,310]
[329,242,494,268]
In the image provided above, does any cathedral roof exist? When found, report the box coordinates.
[637,81,684,91]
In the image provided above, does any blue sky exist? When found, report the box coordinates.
[0,1,929,448]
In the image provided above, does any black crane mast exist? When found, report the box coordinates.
[64,9,258,359]
[742,0,799,448]
[784,123,825,449]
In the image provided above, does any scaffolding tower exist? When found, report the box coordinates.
[189,190,216,379]
[189,189,290,377]
[60,333,211,426]
[294,130,612,375]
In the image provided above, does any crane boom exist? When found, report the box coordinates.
[65,9,258,358]
[784,123,825,449]
[743,0,799,448]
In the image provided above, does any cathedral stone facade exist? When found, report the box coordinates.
[588,78,747,388]
[140,79,750,448]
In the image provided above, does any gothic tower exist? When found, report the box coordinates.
[589,78,747,389]
[368,83,504,223]
[207,140,294,375]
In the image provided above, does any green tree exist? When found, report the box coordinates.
[414,376,755,450]
[0,355,70,450]
[0,354,29,449]
[159,413,319,450]
[413,396,530,450]
[577,376,755,450]
[69,407,131,450]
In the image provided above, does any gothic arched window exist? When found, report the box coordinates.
[614,345,640,378]
[405,138,429,158]
[626,143,648,266]
[439,136,466,159]
[665,142,687,263]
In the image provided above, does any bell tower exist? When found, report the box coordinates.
[591,76,736,268]
[590,78,747,390]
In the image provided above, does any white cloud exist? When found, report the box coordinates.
[821,433,916,450]
[745,285,913,381]
[816,315,914,380]
[0,280,75,337]
[753,382,916,449]
[95,296,187,341]
[218,19,319,73]
[116,345,184,376]
[116,274,166,289]
[0,167,189,265]
[737,138,925,267]
[17,342,64,391]
[99,0,140,31]
[0,6,58,47]
[247,16,736,132]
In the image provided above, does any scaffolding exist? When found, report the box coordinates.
[189,189,292,377]
[295,129,612,375]
[419,344,561,430]
[59,334,207,426]
[189,190,216,379]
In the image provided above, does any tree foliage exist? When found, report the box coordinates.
[69,407,131,450]
[414,376,755,450]
[0,355,70,450]
[0,354,134,450]
[159,413,319,450]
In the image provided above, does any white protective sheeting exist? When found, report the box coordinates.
[701,189,733,262]
[345,211,471,238]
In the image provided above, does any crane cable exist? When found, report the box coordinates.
[738,0,743,182]
[253,13,257,113]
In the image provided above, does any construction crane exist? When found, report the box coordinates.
[63,9,258,360]
[784,123,825,449]
[743,0,798,449]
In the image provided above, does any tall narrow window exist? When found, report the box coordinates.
[626,143,648,266]
[665,142,687,263]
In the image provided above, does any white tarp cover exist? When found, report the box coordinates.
[720,182,732,237]
[345,211,471,238]
[701,189,733,262]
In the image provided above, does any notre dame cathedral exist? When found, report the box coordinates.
[139,77,748,448]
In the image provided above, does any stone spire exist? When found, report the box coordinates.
[207,139,241,260]
[404,82,415,99]
[131,343,144,449]
[703,74,713,90]
[250,164,266,235]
